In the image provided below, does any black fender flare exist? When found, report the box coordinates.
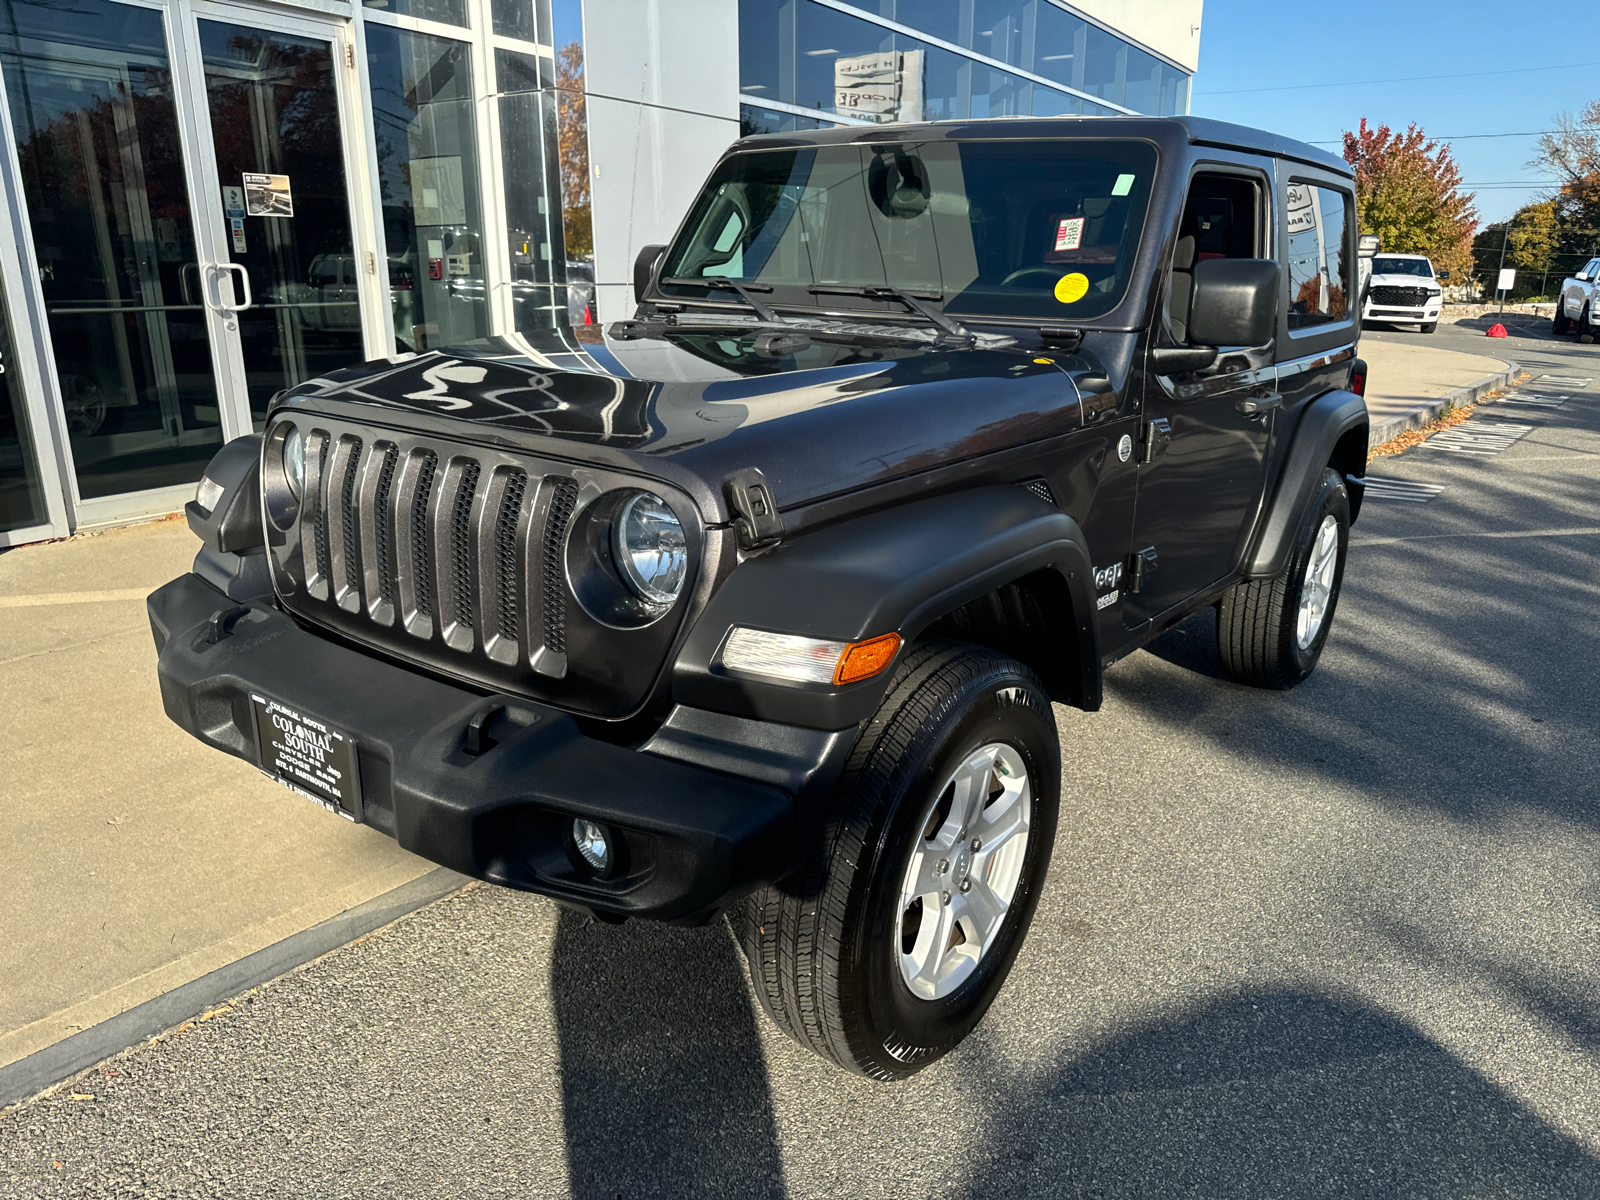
[672,486,1102,731]
[1245,389,1368,578]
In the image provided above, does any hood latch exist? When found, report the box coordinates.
[726,467,784,551]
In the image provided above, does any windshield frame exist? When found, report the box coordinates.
[653,135,1165,331]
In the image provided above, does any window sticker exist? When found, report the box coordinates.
[1054,217,1084,252]
[1112,173,1135,197]
[1054,272,1090,304]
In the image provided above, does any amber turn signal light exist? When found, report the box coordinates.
[833,633,902,686]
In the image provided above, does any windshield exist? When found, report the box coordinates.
[1373,257,1434,278]
[660,139,1158,323]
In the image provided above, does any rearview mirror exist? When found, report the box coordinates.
[634,243,667,304]
[1187,258,1280,349]
[1358,234,1381,259]
[1438,270,1451,283]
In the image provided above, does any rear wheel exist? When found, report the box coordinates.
[1217,468,1350,690]
[738,642,1060,1079]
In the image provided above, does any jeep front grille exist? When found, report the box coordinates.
[287,428,581,681]
[1370,285,1431,307]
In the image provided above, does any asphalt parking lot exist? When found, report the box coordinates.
[2,321,1598,1198]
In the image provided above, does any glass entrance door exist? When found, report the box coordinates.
[190,12,371,424]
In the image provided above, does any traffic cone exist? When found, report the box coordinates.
[1486,324,1508,338]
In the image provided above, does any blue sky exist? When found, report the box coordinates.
[1191,1,1600,225]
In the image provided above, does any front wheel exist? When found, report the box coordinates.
[738,642,1060,1079]
[1553,306,1572,335]
[1579,304,1594,345]
[1421,322,1437,333]
[1216,468,1351,689]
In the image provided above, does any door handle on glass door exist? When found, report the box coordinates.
[180,262,202,306]
[217,262,253,313]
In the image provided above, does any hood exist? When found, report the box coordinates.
[1368,273,1440,289]
[278,326,1095,520]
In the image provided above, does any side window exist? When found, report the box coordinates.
[1285,183,1352,330]
[1167,172,1262,344]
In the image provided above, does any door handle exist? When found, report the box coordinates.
[1236,391,1283,416]
[217,262,253,313]
[180,262,202,306]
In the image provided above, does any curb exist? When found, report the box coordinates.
[0,867,470,1113]
[1368,359,1521,450]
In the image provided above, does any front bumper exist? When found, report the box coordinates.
[148,572,811,924]
[1363,300,1441,323]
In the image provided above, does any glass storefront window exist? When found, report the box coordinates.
[496,49,567,331]
[363,0,469,33]
[0,293,47,532]
[0,0,224,501]
[492,0,552,44]
[366,26,489,352]
[739,0,1179,123]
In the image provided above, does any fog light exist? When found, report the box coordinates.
[572,818,611,872]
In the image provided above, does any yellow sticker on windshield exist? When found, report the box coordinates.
[1054,272,1090,305]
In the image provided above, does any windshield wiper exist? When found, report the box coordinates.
[808,285,975,344]
[660,276,789,324]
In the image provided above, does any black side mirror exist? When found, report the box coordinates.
[634,243,667,305]
[1438,270,1451,283]
[1187,258,1279,348]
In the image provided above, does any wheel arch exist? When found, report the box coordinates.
[671,486,1103,730]
[1244,388,1368,579]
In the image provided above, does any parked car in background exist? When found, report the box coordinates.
[1361,254,1443,332]
[1555,256,1600,342]
[567,261,596,325]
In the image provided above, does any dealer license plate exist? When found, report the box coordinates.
[250,694,361,821]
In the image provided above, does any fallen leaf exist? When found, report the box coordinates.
[70,1093,94,1101]
[52,1162,61,1170]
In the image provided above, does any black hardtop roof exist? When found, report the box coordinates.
[735,114,1351,178]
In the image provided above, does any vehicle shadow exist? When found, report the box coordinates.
[549,909,787,1199]
[952,989,1600,1198]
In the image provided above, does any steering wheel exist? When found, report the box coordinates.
[1000,266,1068,288]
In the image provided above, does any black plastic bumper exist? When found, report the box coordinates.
[148,572,812,924]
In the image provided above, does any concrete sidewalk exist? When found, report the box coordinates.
[1359,338,1517,446]
[0,519,438,1081]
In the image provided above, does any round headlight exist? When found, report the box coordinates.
[282,425,305,498]
[611,491,687,606]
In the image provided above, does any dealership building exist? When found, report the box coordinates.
[0,0,1200,545]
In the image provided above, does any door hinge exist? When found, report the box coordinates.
[344,41,356,70]
[1139,418,1172,464]
[1126,546,1158,593]
[366,251,376,276]
[726,467,783,551]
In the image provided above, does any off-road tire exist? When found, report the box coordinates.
[1216,468,1350,689]
[737,641,1060,1080]
[1580,304,1595,344]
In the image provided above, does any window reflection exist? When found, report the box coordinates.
[0,287,46,531]
[1286,184,1351,329]
[366,27,489,352]
[738,0,1182,123]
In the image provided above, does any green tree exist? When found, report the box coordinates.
[1342,118,1477,283]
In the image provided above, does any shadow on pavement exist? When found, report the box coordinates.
[955,990,1600,1198]
[550,910,786,1199]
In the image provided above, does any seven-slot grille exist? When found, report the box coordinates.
[1370,285,1432,307]
[289,427,580,680]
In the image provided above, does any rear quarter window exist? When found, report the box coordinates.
[1285,183,1352,331]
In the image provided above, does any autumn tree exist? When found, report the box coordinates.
[1505,199,1561,278]
[1528,99,1600,272]
[1342,118,1477,283]
[556,42,593,261]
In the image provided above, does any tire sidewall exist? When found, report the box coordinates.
[1277,470,1350,679]
[846,666,1060,1075]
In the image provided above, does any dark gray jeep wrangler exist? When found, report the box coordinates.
[149,115,1371,1079]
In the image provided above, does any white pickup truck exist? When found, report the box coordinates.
[1360,253,1444,332]
[1554,256,1600,342]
